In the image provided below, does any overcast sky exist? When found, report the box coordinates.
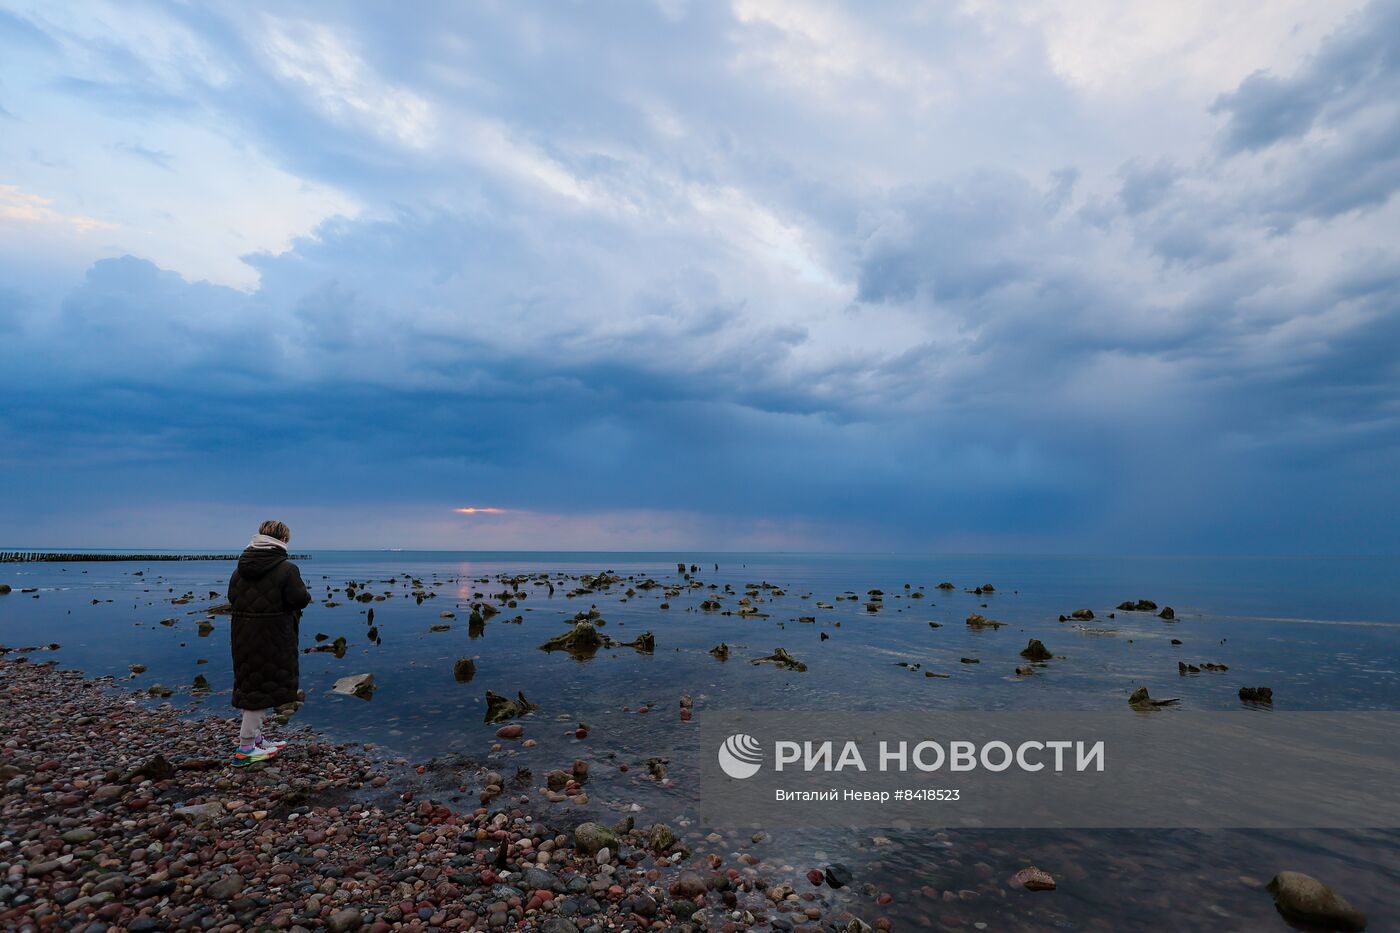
[2,0,1398,552]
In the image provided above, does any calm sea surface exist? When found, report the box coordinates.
[3,552,1398,930]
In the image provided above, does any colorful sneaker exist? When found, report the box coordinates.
[232,743,274,767]
[255,734,286,755]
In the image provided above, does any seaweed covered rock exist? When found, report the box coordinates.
[539,621,605,658]
[484,689,539,723]
[753,648,807,672]
[574,821,619,855]
[621,631,655,653]
[966,613,1005,630]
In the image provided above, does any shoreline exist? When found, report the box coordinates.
[0,553,313,563]
[0,656,872,932]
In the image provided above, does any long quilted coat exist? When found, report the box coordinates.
[228,546,311,710]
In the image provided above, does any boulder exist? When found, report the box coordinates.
[709,643,730,661]
[966,614,1005,630]
[1070,609,1094,620]
[1239,686,1273,703]
[1267,872,1366,931]
[453,657,476,682]
[1158,606,1175,620]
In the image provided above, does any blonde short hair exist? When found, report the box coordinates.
[258,520,291,542]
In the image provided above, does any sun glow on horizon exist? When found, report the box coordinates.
[453,507,507,514]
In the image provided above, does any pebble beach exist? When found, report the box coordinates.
[0,654,886,933]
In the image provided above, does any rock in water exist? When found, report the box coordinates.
[574,821,619,855]
[1158,606,1175,620]
[484,689,539,724]
[331,673,375,699]
[452,657,476,683]
[825,863,853,888]
[752,648,807,672]
[709,643,730,661]
[1239,686,1273,703]
[966,613,1006,629]
[1020,639,1052,661]
[538,621,605,658]
[1070,608,1094,620]
[649,822,677,851]
[1267,872,1366,931]
[1013,866,1056,891]
[622,631,655,653]
[1128,687,1179,709]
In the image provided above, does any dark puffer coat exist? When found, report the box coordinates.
[228,546,311,710]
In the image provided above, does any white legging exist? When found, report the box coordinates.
[239,709,266,745]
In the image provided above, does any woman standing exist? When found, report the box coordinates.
[227,520,311,765]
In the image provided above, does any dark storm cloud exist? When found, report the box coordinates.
[0,0,1398,551]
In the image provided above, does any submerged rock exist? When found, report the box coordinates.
[1268,871,1366,931]
[709,643,730,661]
[752,648,807,672]
[1020,639,1052,661]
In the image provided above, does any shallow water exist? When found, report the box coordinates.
[2,552,1398,930]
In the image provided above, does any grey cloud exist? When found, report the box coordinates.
[1212,0,1400,153]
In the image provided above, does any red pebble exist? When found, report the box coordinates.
[575,727,589,739]
[807,869,825,886]
[877,893,893,905]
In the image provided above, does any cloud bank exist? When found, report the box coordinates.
[1,0,1397,551]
